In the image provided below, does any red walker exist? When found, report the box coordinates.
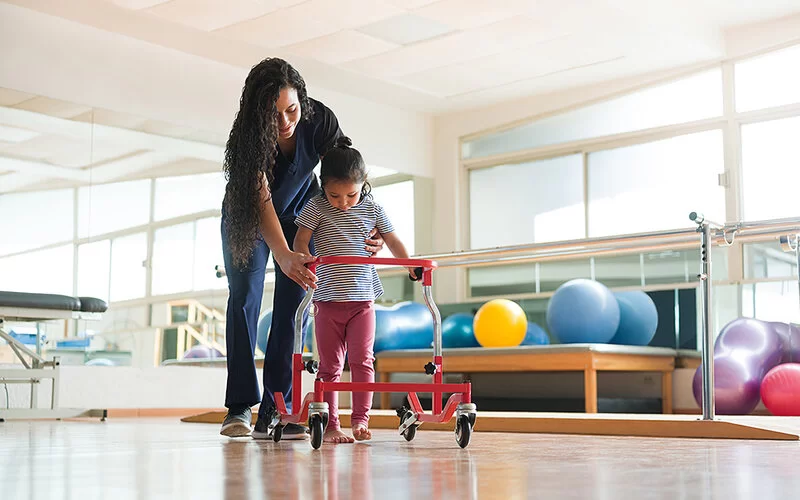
[270,256,476,449]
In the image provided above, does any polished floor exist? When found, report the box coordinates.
[1,418,799,499]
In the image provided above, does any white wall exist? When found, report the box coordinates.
[0,3,433,177]
[0,364,320,411]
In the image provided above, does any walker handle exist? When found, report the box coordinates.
[307,256,437,286]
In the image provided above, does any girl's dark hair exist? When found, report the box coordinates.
[320,136,371,199]
[223,58,313,268]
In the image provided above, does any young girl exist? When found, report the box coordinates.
[294,136,416,444]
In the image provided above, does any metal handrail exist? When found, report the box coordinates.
[215,217,800,277]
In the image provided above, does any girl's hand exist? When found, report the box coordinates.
[365,228,385,256]
[274,249,318,289]
[408,267,423,282]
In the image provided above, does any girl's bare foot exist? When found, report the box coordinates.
[352,424,372,441]
[324,428,354,444]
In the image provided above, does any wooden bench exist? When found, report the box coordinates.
[376,344,679,414]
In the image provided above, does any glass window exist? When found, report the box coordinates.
[152,223,195,296]
[462,69,722,159]
[153,172,226,221]
[78,180,151,238]
[539,260,592,293]
[469,264,537,297]
[110,233,147,302]
[744,241,797,280]
[193,217,226,291]
[78,240,111,301]
[469,155,585,249]
[588,130,725,237]
[377,274,415,303]
[735,43,800,112]
[593,254,643,288]
[741,116,800,221]
[0,189,74,256]
[371,180,415,257]
[749,281,800,324]
[0,245,73,295]
[642,250,691,285]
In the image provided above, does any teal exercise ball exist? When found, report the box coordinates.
[442,312,479,348]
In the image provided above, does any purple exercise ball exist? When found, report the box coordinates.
[714,318,783,366]
[769,322,800,363]
[692,354,762,415]
[183,345,223,359]
[692,318,783,415]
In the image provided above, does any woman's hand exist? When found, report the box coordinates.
[274,249,318,290]
[365,227,385,256]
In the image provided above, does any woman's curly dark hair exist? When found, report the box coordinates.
[223,58,314,268]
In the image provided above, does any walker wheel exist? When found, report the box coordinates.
[272,424,283,443]
[455,414,472,448]
[403,424,417,442]
[309,414,324,449]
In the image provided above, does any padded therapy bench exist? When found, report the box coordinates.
[0,291,107,420]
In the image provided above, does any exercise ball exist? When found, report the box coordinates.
[183,345,223,359]
[85,358,115,366]
[691,317,784,415]
[609,291,658,346]
[442,313,479,348]
[769,322,800,363]
[256,310,273,353]
[373,302,434,353]
[521,322,550,346]
[761,363,800,416]
[715,318,783,372]
[546,279,620,344]
[473,299,527,348]
[692,354,761,415]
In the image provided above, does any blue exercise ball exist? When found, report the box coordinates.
[521,322,550,346]
[257,309,311,353]
[86,358,115,366]
[609,291,659,346]
[374,302,434,353]
[442,312,479,348]
[256,310,273,353]
[546,279,620,344]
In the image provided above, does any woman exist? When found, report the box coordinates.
[220,58,383,439]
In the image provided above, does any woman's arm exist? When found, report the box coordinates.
[257,173,317,289]
[293,226,313,257]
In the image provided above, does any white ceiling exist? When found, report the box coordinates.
[5,0,799,113]
[0,87,227,193]
[0,88,396,193]
[107,0,800,107]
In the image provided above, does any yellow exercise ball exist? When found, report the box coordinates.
[473,299,528,348]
